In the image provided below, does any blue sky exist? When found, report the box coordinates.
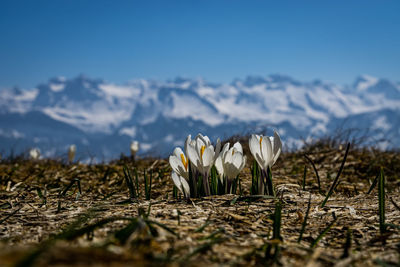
[0,0,399,89]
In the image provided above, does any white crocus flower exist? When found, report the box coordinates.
[68,144,76,163]
[249,131,282,170]
[186,133,221,175]
[215,142,246,182]
[130,141,139,157]
[29,148,40,160]
[185,133,221,196]
[169,147,189,179]
[171,171,190,198]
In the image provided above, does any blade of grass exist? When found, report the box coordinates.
[384,223,400,230]
[144,169,148,199]
[114,218,140,244]
[145,170,153,200]
[265,201,282,263]
[265,167,275,196]
[36,187,47,207]
[302,165,307,190]
[378,167,386,234]
[298,193,312,243]
[367,172,379,194]
[238,176,243,196]
[304,154,322,194]
[320,143,350,208]
[145,219,177,236]
[389,197,400,212]
[340,228,352,259]
[60,178,82,197]
[210,166,218,195]
[134,168,140,197]
[15,207,100,267]
[123,166,136,199]
[194,214,212,233]
[272,201,282,241]
[251,160,260,195]
[310,214,337,248]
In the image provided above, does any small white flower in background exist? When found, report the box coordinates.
[186,133,221,176]
[169,147,189,179]
[171,171,190,198]
[68,144,76,163]
[249,131,282,170]
[130,141,139,157]
[29,148,40,160]
[215,142,246,182]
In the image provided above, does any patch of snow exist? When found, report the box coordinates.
[356,75,378,91]
[166,92,224,126]
[99,83,140,98]
[373,116,391,131]
[50,83,65,92]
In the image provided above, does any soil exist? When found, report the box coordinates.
[0,143,399,266]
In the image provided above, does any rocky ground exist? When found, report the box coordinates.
[0,140,399,266]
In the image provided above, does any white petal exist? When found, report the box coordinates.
[221,143,230,158]
[171,171,190,197]
[214,138,222,160]
[225,147,234,164]
[185,135,192,156]
[195,137,205,154]
[233,142,243,154]
[240,155,247,171]
[171,171,181,188]
[196,133,208,147]
[272,131,282,164]
[173,147,184,158]
[180,177,190,197]
[269,137,274,153]
[198,134,211,146]
[255,153,266,170]
[250,135,265,169]
[169,155,187,178]
[249,134,261,160]
[232,152,243,170]
[202,146,215,167]
[214,156,224,180]
[261,136,273,167]
[187,144,200,169]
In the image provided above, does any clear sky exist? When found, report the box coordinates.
[0,0,399,89]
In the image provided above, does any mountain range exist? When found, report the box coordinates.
[0,74,399,161]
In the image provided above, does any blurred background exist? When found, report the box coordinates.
[0,0,399,161]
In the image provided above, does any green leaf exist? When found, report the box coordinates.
[321,143,350,208]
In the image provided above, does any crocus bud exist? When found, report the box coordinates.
[29,148,40,160]
[68,144,76,163]
[130,141,139,157]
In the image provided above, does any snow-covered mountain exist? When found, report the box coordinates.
[0,74,399,160]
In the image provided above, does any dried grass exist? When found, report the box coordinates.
[0,142,399,266]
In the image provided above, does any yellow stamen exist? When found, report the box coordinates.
[200,145,206,158]
[180,154,188,170]
[259,136,263,150]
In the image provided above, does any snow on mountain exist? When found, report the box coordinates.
[0,87,38,113]
[0,74,399,160]
[353,74,379,91]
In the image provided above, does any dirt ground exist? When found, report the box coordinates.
[0,143,399,266]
